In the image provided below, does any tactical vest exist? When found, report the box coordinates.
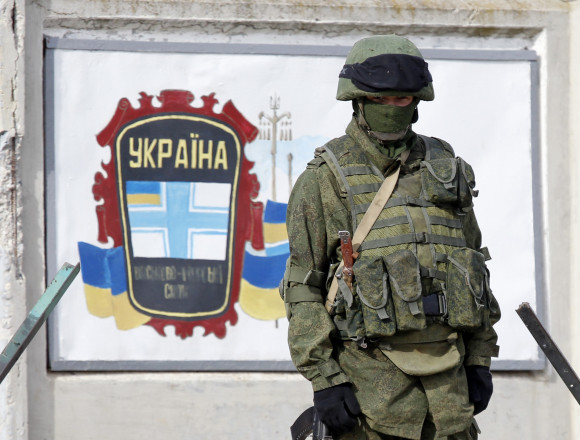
[318,135,493,341]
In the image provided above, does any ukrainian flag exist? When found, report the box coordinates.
[126,181,162,206]
[78,242,150,330]
[239,200,288,320]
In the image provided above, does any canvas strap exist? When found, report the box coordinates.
[324,149,410,312]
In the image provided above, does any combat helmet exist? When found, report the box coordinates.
[337,35,434,102]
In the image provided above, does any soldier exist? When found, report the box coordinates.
[281,35,501,440]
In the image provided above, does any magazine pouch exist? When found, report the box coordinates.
[384,249,428,332]
[445,247,490,331]
[352,257,396,339]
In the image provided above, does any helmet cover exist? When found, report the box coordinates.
[337,35,434,101]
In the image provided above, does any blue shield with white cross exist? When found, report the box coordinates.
[126,181,230,260]
[115,113,243,320]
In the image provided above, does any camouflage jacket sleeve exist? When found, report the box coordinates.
[283,158,353,391]
[462,209,501,367]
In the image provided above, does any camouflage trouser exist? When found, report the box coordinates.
[338,417,479,440]
[335,340,476,440]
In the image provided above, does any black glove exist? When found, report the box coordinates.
[465,365,493,415]
[313,383,361,436]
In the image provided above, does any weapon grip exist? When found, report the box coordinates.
[312,409,333,440]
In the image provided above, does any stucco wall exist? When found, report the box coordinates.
[0,0,27,438]
[0,0,577,439]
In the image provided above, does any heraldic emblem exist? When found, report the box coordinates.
[78,90,267,338]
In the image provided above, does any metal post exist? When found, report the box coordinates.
[516,302,580,404]
[0,262,80,384]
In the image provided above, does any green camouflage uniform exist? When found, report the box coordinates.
[283,118,500,440]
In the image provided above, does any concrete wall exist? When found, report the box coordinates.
[0,0,578,438]
[570,0,580,437]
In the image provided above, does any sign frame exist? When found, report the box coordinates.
[44,37,543,372]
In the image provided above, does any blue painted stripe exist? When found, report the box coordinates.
[106,246,128,296]
[242,251,289,289]
[264,200,287,224]
[127,181,161,195]
[265,242,290,257]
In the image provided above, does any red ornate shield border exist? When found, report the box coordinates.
[94,90,264,338]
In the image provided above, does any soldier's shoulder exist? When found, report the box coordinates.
[433,137,455,157]
[306,135,351,169]
[306,152,326,169]
[416,134,455,158]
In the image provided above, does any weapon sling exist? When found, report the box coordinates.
[324,149,409,312]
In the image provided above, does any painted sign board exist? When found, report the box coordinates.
[45,39,541,371]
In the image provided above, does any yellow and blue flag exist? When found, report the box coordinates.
[77,242,150,330]
[239,200,288,320]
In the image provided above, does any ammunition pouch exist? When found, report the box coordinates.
[335,246,491,339]
[421,157,478,211]
[384,250,427,332]
[444,247,491,331]
[352,257,397,339]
